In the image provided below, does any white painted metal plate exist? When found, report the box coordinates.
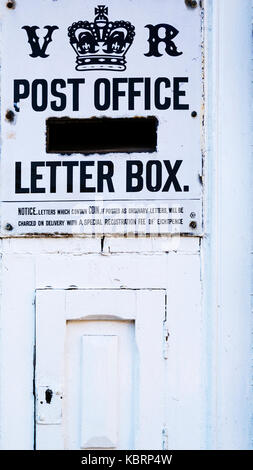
[36,386,63,425]
[0,0,203,236]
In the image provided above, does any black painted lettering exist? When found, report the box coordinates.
[128,78,143,110]
[173,78,189,110]
[67,78,85,111]
[32,79,48,112]
[46,161,61,193]
[162,160,182,192]
[126,161,143,192]
[15,162,29,193]
[51,79,66,111]
[22,25,59,58]
[94,78,110,111]
[14,80,30,112]
[80,161,95,192]
[145,24,182,58]
[146,160,162,191]
[62,161,79,193]
[112,78,127,111]
[97,161,114,192]
[144,77,151,110]
[155,77,171,110]
[31,162,45,193]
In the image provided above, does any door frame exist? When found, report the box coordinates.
[35,288,167,450]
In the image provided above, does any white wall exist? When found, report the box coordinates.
[203,0,252,450]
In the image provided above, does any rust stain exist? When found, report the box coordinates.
[0,233,204,240]
[6,132,16,140]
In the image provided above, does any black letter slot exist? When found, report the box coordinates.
[46,117,158,155]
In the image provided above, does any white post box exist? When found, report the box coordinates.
[0,0,252,451]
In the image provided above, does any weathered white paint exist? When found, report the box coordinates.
[0,246,203,449]
[203,0,252,450]
[36,289,165,449]
[80,334,119,449]
[0,0,203,236]
[66,319,134,450]
[37,386,63,425]
[0,0,252,451]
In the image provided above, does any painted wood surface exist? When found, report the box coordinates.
[0,0,252,451]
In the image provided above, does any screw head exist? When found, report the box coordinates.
[6,1,16,9]
[189,221,197,229]
[191,111,197,118]
[5,109,15,122]
[185,0,198,8]
[5,223,13,231]
[190,212,196,219]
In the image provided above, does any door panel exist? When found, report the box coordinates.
[35,289,165,450]
[65,320,135,449]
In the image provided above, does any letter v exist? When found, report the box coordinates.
[22,25,59,58]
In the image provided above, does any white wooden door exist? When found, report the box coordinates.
[35,289,166,450]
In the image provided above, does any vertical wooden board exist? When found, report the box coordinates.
[36,290,66,385]
[165,253,203,449]
[65,319,136,450]
[80,335,119,449]
[35,289,66,450]
[202,0,252,451]
[210,0,252,450]
[135,291,166,449]
[0,255,35,450]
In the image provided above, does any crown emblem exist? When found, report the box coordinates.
[68,5,135,71]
